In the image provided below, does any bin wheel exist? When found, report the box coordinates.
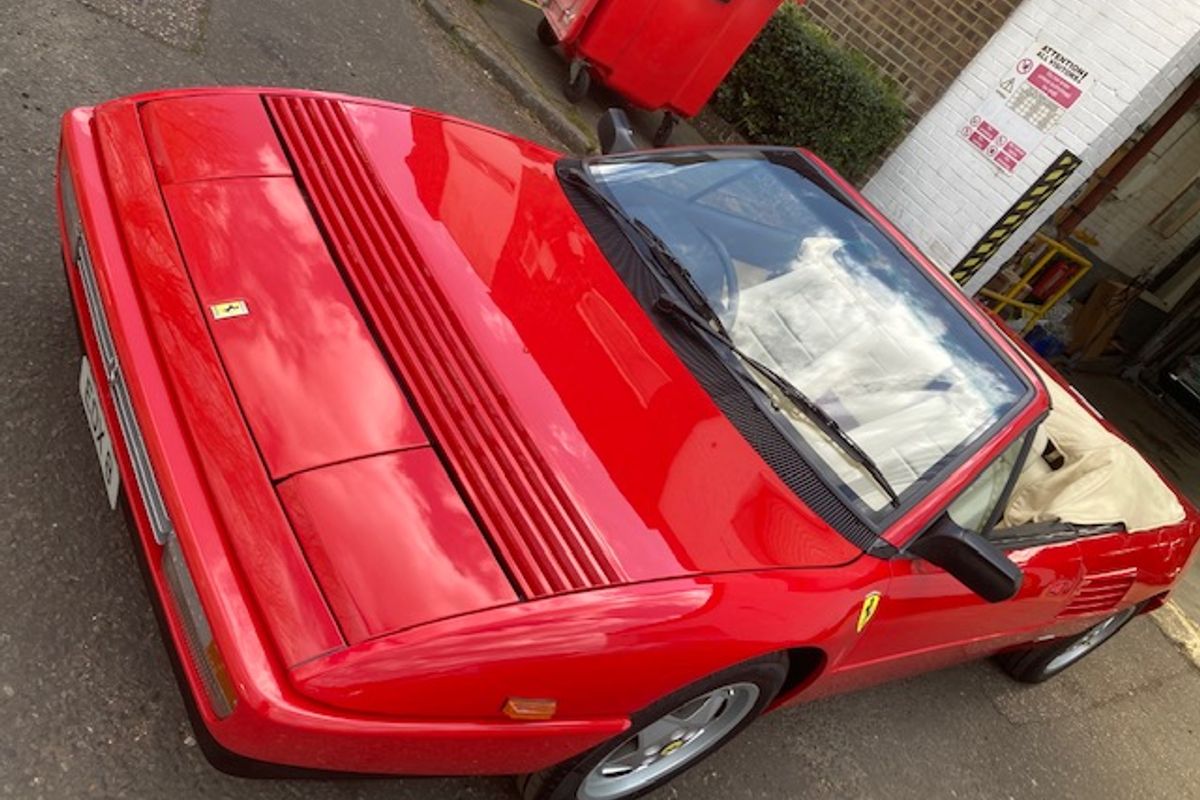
[537,18,559,47]
[653,112,678,147]
[565,61,590,103]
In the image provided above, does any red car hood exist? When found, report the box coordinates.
[141,91,860,639]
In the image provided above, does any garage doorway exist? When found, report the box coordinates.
[978,74,1200,619]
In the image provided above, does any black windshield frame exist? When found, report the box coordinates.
[557,148,1037,541]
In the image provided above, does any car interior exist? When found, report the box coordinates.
[998,363,1185,535]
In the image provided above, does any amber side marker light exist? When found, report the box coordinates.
[503,697,558,721]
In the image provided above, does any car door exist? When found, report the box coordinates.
[825,428,1090,692]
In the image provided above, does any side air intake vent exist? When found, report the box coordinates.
[1063,569,1135,617]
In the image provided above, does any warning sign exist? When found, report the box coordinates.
[960,44,1090,174]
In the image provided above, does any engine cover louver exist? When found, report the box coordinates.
[267,95,626,598]
[1062,568,1136,617]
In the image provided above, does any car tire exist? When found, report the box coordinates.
[564,63,591,103]
[995,604,1140,684]
[516,652,787,800]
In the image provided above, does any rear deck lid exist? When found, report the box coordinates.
[146,96,430,479]
[143,95,517,641]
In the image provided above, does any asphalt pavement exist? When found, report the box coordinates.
[2,2,1199,799]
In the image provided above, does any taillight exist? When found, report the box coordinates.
[162,536,237,718]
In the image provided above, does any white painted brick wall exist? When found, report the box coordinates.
[862,0,1200,296]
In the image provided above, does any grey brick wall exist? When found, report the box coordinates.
[804,0,1021,118]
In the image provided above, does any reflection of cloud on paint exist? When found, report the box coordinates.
[167,177,419,475]
[733,235,1023,507]
[576,289,670,408]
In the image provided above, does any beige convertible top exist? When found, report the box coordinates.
[1002,365,1185,533]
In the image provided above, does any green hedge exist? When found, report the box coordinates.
[713,5,907,182]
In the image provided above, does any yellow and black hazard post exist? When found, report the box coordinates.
[951,150,1083,286]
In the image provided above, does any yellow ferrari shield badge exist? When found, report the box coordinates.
[856,592,882,633]
[210,300,249,320]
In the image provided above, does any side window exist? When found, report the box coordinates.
[946,432,1030,535]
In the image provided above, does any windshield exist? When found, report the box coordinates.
[587,151,1029,515]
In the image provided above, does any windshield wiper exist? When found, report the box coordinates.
[655,295,901,508]
[628,218,728,336]
[561,168,727,335]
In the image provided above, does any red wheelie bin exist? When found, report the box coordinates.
[538,0,785,145]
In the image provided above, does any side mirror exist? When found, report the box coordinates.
[910,516,1023,603]
[598,108,637,155]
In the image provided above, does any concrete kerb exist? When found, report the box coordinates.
[417,0,596,154]
[1152,601,1200,670]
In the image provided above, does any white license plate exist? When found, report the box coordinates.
[80,356,120,509]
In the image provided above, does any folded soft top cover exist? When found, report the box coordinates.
[1005,365,1185,533]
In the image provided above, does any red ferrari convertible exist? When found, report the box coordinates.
[57,89,1198,799]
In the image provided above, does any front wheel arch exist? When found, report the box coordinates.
[518,652,789,800]
[771,646,827,707]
